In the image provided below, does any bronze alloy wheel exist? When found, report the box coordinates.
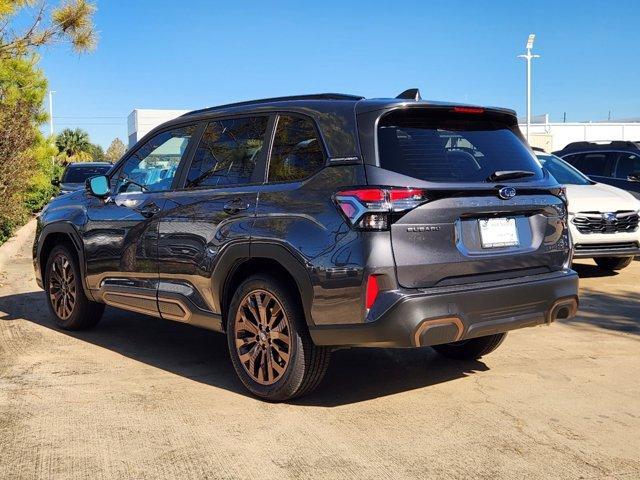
[48,252,77,320]
[234,289,291,385]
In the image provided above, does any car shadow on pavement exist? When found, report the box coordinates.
[571,262,619,279]
[559,286,640,335]
[0,291,488,406]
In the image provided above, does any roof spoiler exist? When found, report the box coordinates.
[396,88,422,101]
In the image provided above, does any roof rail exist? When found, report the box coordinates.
[182,93,365,117]
[561,140,640,151]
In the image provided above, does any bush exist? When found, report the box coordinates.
[24,137,60,213]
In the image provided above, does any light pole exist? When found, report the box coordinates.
[49,90,56,166]
[48,90,56,137]
[517,34,540,143]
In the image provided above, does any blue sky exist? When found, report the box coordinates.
[36,0,640,148]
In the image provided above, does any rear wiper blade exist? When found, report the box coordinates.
[487,170,535,182]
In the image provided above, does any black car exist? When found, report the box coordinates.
[53,162,113,195]
[553,141,640,199]
[33,91,578,401]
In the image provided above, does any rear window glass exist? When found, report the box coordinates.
[377,109,543,183]
[62,165,111,183]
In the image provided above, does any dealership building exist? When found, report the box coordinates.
[127,108,640,153]
[127,109,189,148]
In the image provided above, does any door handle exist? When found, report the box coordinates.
[137,202,160,218]
[223,198,250,214]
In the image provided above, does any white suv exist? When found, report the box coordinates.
[538,152,640,271]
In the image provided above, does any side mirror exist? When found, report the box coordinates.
[51,178,60,186]
[627,171,640,182]
[86,175,110,198]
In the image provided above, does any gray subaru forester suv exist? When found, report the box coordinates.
[33,90,579,401]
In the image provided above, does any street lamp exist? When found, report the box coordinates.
[517,34,540,143]
[49,90,56,166]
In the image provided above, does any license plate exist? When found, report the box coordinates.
[478,217,519,248]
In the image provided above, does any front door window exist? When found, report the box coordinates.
[113,125,196,193]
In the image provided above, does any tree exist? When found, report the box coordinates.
[105,138,126,162]
[0,55,48,241]
[88,143,105,160]
[0,0,97,58]
[55,127,91,157]
[0,1,97,243]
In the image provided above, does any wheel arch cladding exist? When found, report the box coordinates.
[221,246,315,331]
[38,223,90,297]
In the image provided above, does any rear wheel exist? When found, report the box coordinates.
[44,245,104,330]
[226,274,331,401]
[432,333,507,361]
[594,256,633,271]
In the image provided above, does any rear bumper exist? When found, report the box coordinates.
[309,270,579,348]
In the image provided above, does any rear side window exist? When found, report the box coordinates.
[186,116,268,188]
[268,115,325,182]
[377,109,543,183]
[614,153,640,179]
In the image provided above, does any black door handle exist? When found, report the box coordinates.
[138,202,160,218]
[223,198,250,214]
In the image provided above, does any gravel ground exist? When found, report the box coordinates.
[0,219,638,479]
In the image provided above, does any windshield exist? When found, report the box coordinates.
[62,165,111,183]
[536,154,592,185]
[377,109,544,183]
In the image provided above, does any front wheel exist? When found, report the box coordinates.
[432,333,507,361]
[226,274,331,401]
[44,244,105,330]
[594,256,633,271]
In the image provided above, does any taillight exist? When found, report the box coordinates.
[334,187,428,230]
[365,274,380,310]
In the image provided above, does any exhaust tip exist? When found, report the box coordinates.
[547,296,578,323]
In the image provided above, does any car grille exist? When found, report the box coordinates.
[572,210,639,234]
[574,242,639,251]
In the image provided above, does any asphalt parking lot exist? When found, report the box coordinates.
[1,220,639,480]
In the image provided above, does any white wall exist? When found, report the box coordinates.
[520,122,640,151]
[127,109,190,148]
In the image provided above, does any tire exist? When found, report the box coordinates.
[594,256,633,271]
[226,274,331,401]
[44,244,105,330]
[432,333,507,361]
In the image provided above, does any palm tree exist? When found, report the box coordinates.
[55,128,92,158]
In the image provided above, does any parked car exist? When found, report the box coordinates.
[552,141,640,199]
[33,91,578,401]
[537,152,640,271]
[52,162,113,195]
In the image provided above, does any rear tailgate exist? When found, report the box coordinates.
[390,190,567,288]
[369,106,569,288]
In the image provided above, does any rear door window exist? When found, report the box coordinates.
[377,109,543,183]
[577,153,615,176]
[267,115,325,182]
[185,116,268,188]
